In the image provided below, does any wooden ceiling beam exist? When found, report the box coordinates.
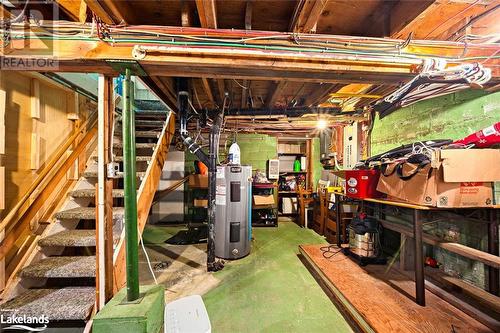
[245,1,252,30]
[55,0,88,23]
[181,1,192,27]
[289,0,329,33]
[265,81,288,108]
[217,79,226,105]
[83,0,116,24]
[389,0,440,39]
[200,77,216,107]
[240,80,249,109]
[195,0,217,29]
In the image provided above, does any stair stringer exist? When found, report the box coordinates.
[112,113,175,292]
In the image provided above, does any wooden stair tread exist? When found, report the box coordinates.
[20,256,95,278]
[55,207,124,220]
[91,155,152,162]
[0,287,95,321]
[83,170,146,178]
[39,230,97,247]
[135,131,161,138]
[113,142,156,149]
[69,188,125,198]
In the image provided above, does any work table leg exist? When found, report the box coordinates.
[413,209,425,306]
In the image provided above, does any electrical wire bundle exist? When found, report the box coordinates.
[372,62,491,118]
[2,17,499,66]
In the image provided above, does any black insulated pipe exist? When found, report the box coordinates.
[207,110,224,272]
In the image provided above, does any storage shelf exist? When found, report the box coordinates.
[278,191,297,194]
[279,171,307,174]
[253,204,277,210]
[379,218,500,269]
[252,223,278,227]
[278,152,305,156]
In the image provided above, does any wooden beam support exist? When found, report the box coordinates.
[200,77,216,107]
[289,0,329,33]
[30,79,40,170]
[96,75,114,308]
[56,0,88,23]
[217,79,226,105]
[181,1,192,27]
[83,0,116,24]
[195,0,217,29]
[240,80,249,109]
[245,1,252,30]
[389,0,439,39]
[265,81,287,108]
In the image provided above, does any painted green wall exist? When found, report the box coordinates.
[312,138,323,191]
[371,90,500,155]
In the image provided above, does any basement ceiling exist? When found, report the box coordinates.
[2,0,499,133]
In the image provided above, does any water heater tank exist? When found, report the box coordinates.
[215,165,252,259]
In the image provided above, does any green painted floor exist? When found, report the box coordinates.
[203,223,352,333]
[143,222,352,333]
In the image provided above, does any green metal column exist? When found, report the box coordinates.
[122,69,140,301]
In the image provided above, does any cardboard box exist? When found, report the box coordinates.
[282,197,298,214]
[377,149,500,208]
[189,174,208,188]
[253,195,275,206]
[194,199,208,208]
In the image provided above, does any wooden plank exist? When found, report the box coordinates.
[390,0,439,39]
[0,88,5,155]
[113,114,175,292]
[217,79,226,105]
[378,219,500,269]
[265,81,287,108]
[30,133,40,170]
[245,1,252,30]
[83,0,116,24]
[0,167,4,212]
[181,0,192,27]
[289,0,329,33]
[195,0,217,29]
[56,0,87,22]
[200,77,215,106]
[299,244,493,333]
[67,92,79,120]
[240,80,249,109]
[30,79,40,119]
[424,267,500,315]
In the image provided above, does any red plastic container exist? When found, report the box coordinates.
[345,170,383,199]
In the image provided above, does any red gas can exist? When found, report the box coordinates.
[345,170,383,199]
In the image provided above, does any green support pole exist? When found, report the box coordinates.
[123,69,140,302]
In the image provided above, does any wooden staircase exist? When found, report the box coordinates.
[0,111,174,326]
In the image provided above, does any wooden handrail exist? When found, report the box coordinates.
[113,113,175,292]
[0,112,97,234]
[0,125,97,260]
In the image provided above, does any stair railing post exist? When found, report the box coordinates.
[123,69,140,302]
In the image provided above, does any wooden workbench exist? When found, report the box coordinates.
[330,194,500,307]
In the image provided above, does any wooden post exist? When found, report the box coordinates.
[30,79,41,170]
[96,75,114,310]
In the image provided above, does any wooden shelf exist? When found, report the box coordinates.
[278,191,297,195]
[278,152,305,156]
[379,218,500,269]
[253,204,277,210]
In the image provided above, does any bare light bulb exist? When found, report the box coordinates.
[317,119,328,130]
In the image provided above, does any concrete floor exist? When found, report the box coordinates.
[140,222,352,333]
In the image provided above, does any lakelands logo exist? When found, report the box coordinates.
[0,314,49,332]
